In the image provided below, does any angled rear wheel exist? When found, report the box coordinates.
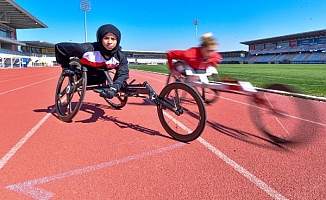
[157,82,206,142]
[55,61,87,122]
[249,84,305,144]
[103,72,128,109]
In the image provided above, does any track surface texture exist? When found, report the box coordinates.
[0,67,325,200]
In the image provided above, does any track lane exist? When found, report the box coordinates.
[0,67,60,159]
[0,68,325,199]
[127,70,326,199]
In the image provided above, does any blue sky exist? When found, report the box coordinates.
[14,0,326,52]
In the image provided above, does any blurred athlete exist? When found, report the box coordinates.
[166,32,222,77]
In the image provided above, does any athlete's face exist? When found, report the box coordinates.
[102,32,117,50]
[201,44,217,60]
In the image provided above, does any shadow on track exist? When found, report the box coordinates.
[206,120,291,151]
[34,102,114,123]
[100,115,177,141]
[34,102,179,142]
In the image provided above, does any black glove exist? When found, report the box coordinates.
[99,87,118,99]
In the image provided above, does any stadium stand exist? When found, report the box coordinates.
[123,50,167,65]
[241,29,326,64]
[0,0,49,67]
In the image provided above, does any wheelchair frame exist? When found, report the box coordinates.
[54,60,207,142]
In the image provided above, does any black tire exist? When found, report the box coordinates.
[103,72,129,109]
[166,72,218,104]
[55,61,87,122]
[249,83,304,143]
[157,82,206,142]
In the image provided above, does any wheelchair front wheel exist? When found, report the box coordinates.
[55,62,87,122]
[157,82,206,142]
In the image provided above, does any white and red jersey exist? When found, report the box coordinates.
[80,51,120,69]
[55,42,129,90]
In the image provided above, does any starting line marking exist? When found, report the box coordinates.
[5,143,185,199]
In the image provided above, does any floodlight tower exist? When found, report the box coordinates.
[80,0,91,42]
[194,19,199,46]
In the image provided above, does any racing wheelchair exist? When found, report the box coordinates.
[166,61,306,144]
[54,59,207,142]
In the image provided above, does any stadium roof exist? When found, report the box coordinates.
[21,41,55,48]
[0,35,25,45]
[0,0,47,29]
[241,29,326,45]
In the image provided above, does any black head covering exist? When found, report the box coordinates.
[96,24,121,58]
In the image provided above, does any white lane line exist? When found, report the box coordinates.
[0,76,58,96]
[197,137,288,200]
[0,72,57,83]
[5,142,185,199]
[162,107,288,199]
[0,74,59,168]
[158,99,288,199]
[154,97,288,199]
[131,71,166,83]
[0,73,20,78]
[0,108,55,169]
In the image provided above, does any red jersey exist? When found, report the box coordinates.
[167,47,222,70]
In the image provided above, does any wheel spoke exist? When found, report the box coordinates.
[157,82,206,142]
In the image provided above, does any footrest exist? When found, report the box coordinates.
[238,81,257,92]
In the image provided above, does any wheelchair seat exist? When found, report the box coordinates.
[85,66,108,86]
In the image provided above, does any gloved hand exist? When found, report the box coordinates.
[99,87,118,99]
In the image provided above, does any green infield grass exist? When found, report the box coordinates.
[129,64,326,97]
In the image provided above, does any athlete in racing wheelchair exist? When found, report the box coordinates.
[55,24,128,99]
[166,32,223,103]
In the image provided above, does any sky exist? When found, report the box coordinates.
[14,0,326,52]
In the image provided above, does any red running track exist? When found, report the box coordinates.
[0,67,325,199]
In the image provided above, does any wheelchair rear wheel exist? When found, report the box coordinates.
[157,82,206,142]
[102,72,129,109]
[249,84,305,144]
[55,61,87,122]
